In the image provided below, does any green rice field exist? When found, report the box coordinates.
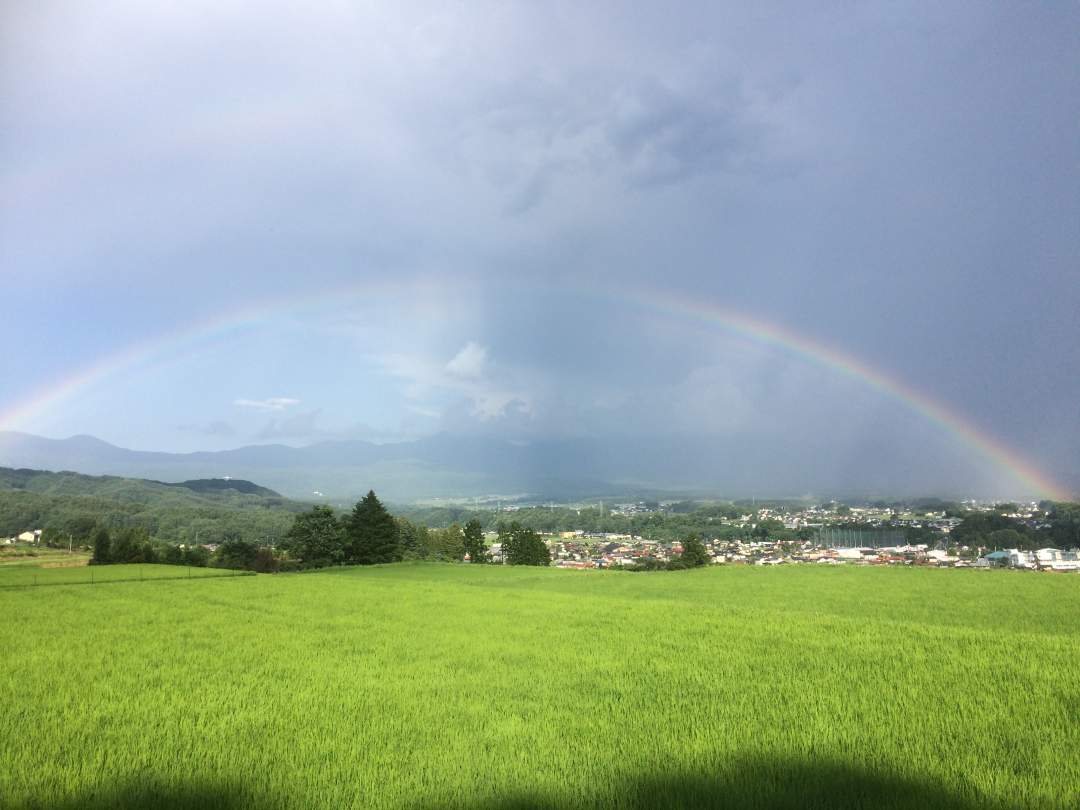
[0,562,249,587]
[1,564,1077,809]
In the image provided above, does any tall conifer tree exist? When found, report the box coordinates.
[345,490,401,564]
[462,519,488,563]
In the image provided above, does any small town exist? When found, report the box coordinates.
[7,498,1079,573]
[525,533,1080,571]
[468,499,1077,571]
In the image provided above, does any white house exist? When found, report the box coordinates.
[17,529,42,544]
[836,547,868,560]
[1035,548,1080,571]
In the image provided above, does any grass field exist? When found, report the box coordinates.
[0,562,250,587]
[0,545,91,570]
[0,564,1076,809]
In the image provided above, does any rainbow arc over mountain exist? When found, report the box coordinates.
[0,280,1069,500]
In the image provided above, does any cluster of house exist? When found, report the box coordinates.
[505,532,1080,572]
[1,529,42,546]
[975,548,1080,572]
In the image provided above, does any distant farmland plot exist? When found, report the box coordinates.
[0,562,248,587]
[0,546,90,569]
[1,564,1077,809]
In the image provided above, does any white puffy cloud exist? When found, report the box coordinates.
[445,342,488,379]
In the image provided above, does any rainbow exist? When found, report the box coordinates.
[0,279,1070,500]
[617,287,1071,500]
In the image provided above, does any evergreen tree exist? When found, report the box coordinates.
[396,517,431,560]
[345,490,401,564]
[91,526,111,564]
[462,519,488,563]
[499,522,550,566]
[283,505,346,567]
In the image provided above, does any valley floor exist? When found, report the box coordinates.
[1,564,1077,809]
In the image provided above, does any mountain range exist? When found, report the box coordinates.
[0,429,1007,503]
[0,431,670,503]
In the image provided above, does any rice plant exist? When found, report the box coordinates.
[1,564,1076,809]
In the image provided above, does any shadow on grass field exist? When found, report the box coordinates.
[12,759,1013,810]
[424,759,1009,810]
[457,777,1000,808]
[10,780,284,810]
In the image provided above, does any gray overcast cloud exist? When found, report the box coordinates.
[1,1,1078,497]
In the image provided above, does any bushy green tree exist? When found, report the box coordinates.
[111,528,135,562]
[110,527,154,563]
[1041,502,1080,549]
[183,545,210,567]
[752,519,785,540]
[211,536,259,570]
[91,526,111,564]
[64,516,99,543]
[630,556,666,571]
[345,490,401,565]
[396,517,431,560]
[952,513,1030,549]
[987,528,1027,551]
[251,547,279,573]
[462,519,488,563]
[284,505,345,567]
[499,522,549,566]
[679,535,711,567]
[425,523,464,561]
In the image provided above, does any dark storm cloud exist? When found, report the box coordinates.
[457,64,772,214]
[1,2,1078,495]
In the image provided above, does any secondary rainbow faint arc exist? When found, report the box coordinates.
[0,277,428,438]
[0,280,1069,500]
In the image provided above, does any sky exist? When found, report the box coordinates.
[2,1,1078,498]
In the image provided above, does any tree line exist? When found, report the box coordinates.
[88,525,280,572]
[280,492,551,568]
[73,490,553,573]
[397,501,1080,550]
[25,481,1080,575]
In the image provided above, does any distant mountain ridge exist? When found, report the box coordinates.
[0,429,1031,502]
[0,430,673,502]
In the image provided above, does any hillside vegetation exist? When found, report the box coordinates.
[0,467,306,544]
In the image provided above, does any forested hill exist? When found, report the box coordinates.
[0,466,306,544]
[159,478,280,497]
